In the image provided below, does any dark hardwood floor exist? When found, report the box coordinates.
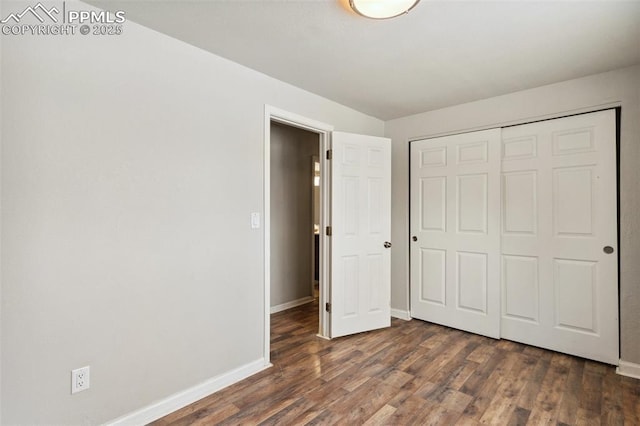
[152,301,640,425]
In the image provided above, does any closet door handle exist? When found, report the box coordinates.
[384,241,392,248]
[412,236,418,242]
[603,246,614,254]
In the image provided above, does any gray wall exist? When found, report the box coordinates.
[270,123,318,308]
[0,2,383,424]
[385,65,640,365]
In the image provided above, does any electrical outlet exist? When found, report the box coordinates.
[71,366,90,394]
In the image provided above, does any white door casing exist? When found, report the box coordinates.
[500,110,618,364]
[265,105,334,355]
[330,132,392,338]
[410,129,502,338]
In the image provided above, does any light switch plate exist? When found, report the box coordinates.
[251,212,260,229]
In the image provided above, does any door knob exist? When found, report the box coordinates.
[412,236,418,242]
[603,246,614,254]
[384,241,392,248]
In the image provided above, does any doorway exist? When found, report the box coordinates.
[263,106,393,364]
[263,106,334,364]
[269,122,320,315]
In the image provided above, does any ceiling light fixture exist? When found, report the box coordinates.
[349,0,420,19]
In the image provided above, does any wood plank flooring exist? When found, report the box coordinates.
[152,301,640,425]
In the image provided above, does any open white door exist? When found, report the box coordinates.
[330,132,391,338]
[410,129,502,338]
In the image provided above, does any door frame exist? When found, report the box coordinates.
[263,105,334,364]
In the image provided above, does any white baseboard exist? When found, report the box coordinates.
[106,358,271,426]
[270,296,315,314]
[391,308,411,321]
[616,360,640,380]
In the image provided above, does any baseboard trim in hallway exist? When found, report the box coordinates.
[271,296,315,314]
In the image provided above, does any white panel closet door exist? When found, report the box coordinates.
[410,129,501,338]
[501,110,618,364]
[331,132,391,338]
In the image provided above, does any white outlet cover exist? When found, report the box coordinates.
[71,366,90,394]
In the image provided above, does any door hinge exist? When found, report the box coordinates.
[326,149,332,160]
[325,302,331,313]
[326,226,332,236]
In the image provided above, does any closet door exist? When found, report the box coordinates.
[500,110,618,364]
[410,129,501,338]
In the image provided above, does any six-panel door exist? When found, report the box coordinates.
[410,129,502,338]
[500,110,618,364]
[331,132,392,338]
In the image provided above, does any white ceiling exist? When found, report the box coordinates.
[89,0,640,120]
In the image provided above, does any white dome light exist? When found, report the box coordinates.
[349,0,421,19]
